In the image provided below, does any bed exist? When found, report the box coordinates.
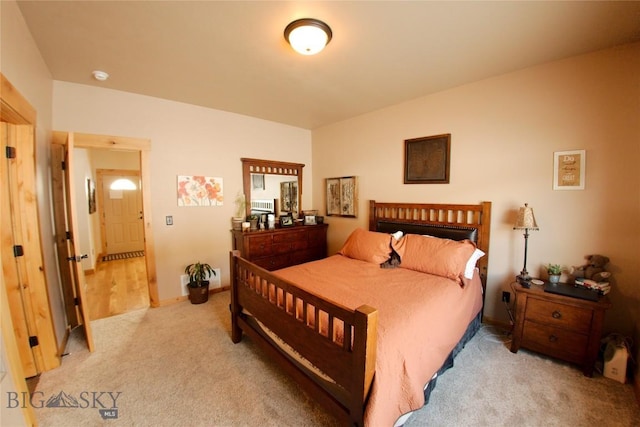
[250,198,276,214]
[230,200,491,426]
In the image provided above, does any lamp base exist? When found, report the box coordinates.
[516,274,531,288]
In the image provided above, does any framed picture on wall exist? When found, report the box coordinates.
[404,134,451,184]
[553,149,585,190]
[326,176,358,217]
[87,178,96,214]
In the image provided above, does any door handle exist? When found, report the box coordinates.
[67,254,88,262]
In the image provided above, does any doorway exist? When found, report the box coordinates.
[52,132,159,323]
[88,167,149,320]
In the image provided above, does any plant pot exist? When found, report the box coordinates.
[231,217,243,231]
[249,218,259,231]
[188,282,210,304]
[548,274,561,284]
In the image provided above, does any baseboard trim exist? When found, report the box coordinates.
[481,315,512,332]
[157,286,230,307]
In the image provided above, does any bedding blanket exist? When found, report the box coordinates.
[274,254,483,426]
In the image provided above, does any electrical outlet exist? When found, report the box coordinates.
[502,291,511,303]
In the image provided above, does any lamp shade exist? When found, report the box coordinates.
[284,18,332,55]
[513,203,539,230]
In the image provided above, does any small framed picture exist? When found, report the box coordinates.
[304,215,317,225]
[553,149,586,190]
[279,216,294,227]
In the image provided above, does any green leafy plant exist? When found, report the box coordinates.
[546,264,562,275]
[184,262,215,288]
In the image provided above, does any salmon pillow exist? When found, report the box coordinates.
[339,228,393,265]
[392,234,477,282]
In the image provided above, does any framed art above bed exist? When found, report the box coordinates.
[404,134,451,184]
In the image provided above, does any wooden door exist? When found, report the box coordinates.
[102,174,144,254]
[51,144,80,328]
[1,123,37,377]
[1,122,60,374]
[54,134,95,352]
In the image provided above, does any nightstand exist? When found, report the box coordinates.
[510,281,611,376]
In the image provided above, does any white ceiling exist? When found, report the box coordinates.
[17,1,640,130]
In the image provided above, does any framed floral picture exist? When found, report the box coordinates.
[177,175,224,206]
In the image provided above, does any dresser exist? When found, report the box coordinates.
[510,281,611,376]
[231,224,328,271]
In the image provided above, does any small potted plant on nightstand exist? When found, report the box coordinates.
[185,262,215,304]
[546,264,562,284]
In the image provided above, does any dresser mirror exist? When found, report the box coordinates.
[241,158,304,218]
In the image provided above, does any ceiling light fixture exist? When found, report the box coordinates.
[92,70,109,81]
[284,18,332,55]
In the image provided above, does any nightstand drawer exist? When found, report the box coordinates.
[525,298,592,334]
[522,320,588,364]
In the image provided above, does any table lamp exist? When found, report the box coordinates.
[513,203,539,287]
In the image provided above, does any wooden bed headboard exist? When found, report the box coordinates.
[368,200,492,283]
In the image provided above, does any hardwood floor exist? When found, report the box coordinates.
[85,255,149,320]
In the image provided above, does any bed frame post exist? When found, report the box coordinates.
[230,250,243,343]
[350,304,378,426]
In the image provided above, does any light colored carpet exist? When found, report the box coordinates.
[32,291,639,426]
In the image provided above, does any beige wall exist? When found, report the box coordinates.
[312,43,640,341]
[52,82,312,302]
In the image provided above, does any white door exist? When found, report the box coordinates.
[103,174,144,254]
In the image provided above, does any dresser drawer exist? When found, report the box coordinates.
[231,225,327,271]
[246,235,273,257]
[273,230,307,243]
[290,247,323,265]
[525,298,592,334]
[252,255,290,271]
[522,320,588,364]
[307,227,327,245]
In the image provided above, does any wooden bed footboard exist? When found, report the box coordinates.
[230,250,378,426]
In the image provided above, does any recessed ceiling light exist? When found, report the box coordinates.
[92,70,109,81]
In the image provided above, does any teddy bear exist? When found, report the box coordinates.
[570,254,611,283]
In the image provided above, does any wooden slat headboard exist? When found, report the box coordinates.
[368,200,492,284]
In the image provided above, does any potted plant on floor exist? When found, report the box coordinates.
[185,262,215,304]
[546,263,562,284]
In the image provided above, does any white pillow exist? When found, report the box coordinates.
[391,231,404,240]
[464,248,485,279]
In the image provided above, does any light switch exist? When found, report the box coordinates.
[166,215,173,226]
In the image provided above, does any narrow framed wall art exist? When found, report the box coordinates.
[326,176,358,217]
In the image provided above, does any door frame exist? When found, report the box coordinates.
[0,73,40,426]
[52,131,159,307]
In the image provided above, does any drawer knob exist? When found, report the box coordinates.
[549,334,558,343]
[552,310,562,319]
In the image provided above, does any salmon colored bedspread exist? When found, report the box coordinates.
[274,254,483,427]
